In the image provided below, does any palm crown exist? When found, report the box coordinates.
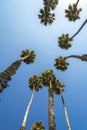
[28,75,42,91]
[38,0,58,26]
[20,49,36,64]
[38,8,55,26]
[58,34,73,50]
[41,69,56,87]
[31,121,45,130]
[65,3,82,22]
[54,56,69,71]
[53,79,65,94]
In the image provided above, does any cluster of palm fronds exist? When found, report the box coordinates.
[38,0,58,25]
[31,121,45,130]
[29,75,42,91]
[58,34,73,49]
[20,49,36,64]
[54,56,69,71]
[65,3,82,21]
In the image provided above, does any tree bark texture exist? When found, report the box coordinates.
[0,60,21,92]
[48,81,56,130]
[20,88,34,130]
[61,94,71,130]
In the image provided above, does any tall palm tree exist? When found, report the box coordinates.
[0,49,36,93]
[54,54,87,71]
[41,69,56,130]
[20,75,42,130]
[31,121,45,130]
[54,80,71,130]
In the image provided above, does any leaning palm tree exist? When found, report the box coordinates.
[41,69,56,130]
[54,80,71,130]
[54,54,87,71]
[0,49,36,93]
[20,75,42,130]
[58,19,87,49]
[31,121,45,130]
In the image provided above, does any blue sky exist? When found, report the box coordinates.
[0,0,87,130]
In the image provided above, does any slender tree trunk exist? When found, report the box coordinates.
[65,55,82,60]
[76,0,80,6]
[71,19,87,39]
[0,60,21,92]
[48,81,56,130]
[61,94,71,130]
[20,88,35,130]
[65,54,87,61]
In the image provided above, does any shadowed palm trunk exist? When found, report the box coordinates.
[48,81,56,130]
[61,94,71,130]
[71,19,87,39]
[65,54,87,61]
[20,88,35,130]
[0,60,21,92]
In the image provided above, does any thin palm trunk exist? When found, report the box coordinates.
[61,94,71,130]
[65,54,87,61]
[0,60,21,92]
[20,88,35,130]
[48,81,56,130]
[71,19,87,39]
[76,0,80,6]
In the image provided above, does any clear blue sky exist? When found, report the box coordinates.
[0,0,87,130]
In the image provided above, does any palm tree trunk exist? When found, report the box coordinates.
[65,55,82,60]
[20,88,35,130]
[76,0,80,6]
[71,19,87,39]
[48,81,56,130]
[65,54,87,61]
[61,94,71,130]
[0,60,21,93]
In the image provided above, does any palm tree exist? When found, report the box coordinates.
[65,0,82,21]
[31,121,45,130]
[41,69,56,130]
[20,75,42,130]
[38,0,58,25]
[58,19,87,49]
[54,54,87,71]
[0,49,36,93]
[54,80,71,130]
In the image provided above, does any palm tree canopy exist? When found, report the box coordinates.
[65,3,82,22]
[28,75,42,91]
[41,69,56,87]
[58,34,73,49]
[54,56,69,71]
[54,79,65,94]
[31,121,45,130]
[20,49,36,64]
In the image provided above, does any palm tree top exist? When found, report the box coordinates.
[20,49,36,64]
[65,0,82,22]
[41,69,56,87]
[54,79,65,95]
[31,121,45,130]
[54,56,69,71]
[28,75,42,91]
